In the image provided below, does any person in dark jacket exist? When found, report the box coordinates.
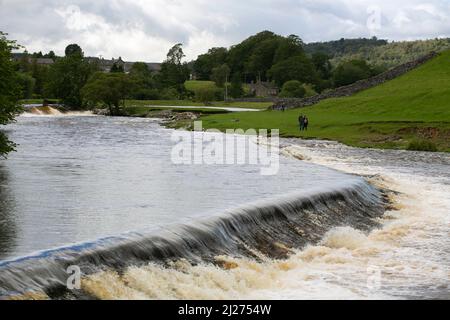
[304,116,309,131]
[298,115,304,131]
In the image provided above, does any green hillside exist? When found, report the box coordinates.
[198,51,450,151]
[331,38,450,69]
[184,80,218,92]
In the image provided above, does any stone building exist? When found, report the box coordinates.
[248,81,279,97]
[11,53,55,66]
[85,57,162,73]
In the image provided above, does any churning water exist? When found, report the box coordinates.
[0,114,448,299]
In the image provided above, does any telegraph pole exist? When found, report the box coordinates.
[225,74,229,101]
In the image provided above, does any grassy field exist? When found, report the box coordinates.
[198,51,450,152]
[184,80,218,92]
[124,106,231,117]
[125,100,271,110]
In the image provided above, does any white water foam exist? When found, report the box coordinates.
[80,140,450,300]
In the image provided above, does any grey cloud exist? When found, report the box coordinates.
[1,0,449,61]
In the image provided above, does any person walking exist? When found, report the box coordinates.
[298,115,304,131]
[304,116,309,131]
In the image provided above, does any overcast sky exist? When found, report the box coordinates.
[1,0,449,62]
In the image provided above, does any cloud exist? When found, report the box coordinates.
[0,0,449,61]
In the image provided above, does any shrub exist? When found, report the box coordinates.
[194,87,218,105]
[159,88,179,100]
[303,83,318,97]
[407,140,438,152]
[279,80,306,98]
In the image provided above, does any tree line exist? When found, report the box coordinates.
[193,31,389,99]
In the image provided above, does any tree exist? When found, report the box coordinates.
[45,51,56,60]
[279,80,306,98]
[0,32,22,157]
[312,52,332,79]
[273,35,304,64]
[194,87,217,105]
[129,62,157,100]
[332,60,372,87]
[268,55,317,87]
[45,44,95,108]
[82,72,135,115]
[246,38,280,81]
[166,43,185,65]
[227,31,279,79]
[110,62,124,73]
[229,73,244,98]
[158,44,190,93]
[65,44,83,57]
[210,64,230,88]
[16,72,36,99]
[193,47,228,80]
[30,59,49,97]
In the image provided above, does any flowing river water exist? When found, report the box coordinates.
[0,113,449,299]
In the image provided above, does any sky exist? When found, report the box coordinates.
[1,0,449,62]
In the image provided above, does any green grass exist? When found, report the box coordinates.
[407,140,438,152]
[184,80,218,92]
[198,51,450,152]
[125,100,271,110]
[125,105,231,117]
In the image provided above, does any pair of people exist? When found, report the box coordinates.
[298,115,309,131]
[273,104,286,112]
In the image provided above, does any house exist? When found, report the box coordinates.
[85,57,162,73]
[12,52,162,73]
[33,58,54,66]
[11,53,55,66]
[248,81,279,97]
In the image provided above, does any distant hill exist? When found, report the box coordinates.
[305,38,450,69]
[304,37,388,57]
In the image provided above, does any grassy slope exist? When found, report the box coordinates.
[199,51,450,151]
[125,100,271,110]
[125,106,230,117]
[184,80,218,92]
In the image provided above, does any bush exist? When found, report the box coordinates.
[407,140,438,152]
[159,88,179,100]
[194,87,218,104]
[132,88,160,100]
[279,80,306,98]
[332,60,372,87]
[303,83,317,97]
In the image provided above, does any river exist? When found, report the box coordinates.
[0,114,448,299]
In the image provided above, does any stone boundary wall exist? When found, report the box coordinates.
[276,51,438,109]
[232,51,438,109]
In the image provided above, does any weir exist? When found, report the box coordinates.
[0,179,388,300]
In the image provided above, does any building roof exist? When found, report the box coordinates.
[35,58,54,65]
[85,57,162,73]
